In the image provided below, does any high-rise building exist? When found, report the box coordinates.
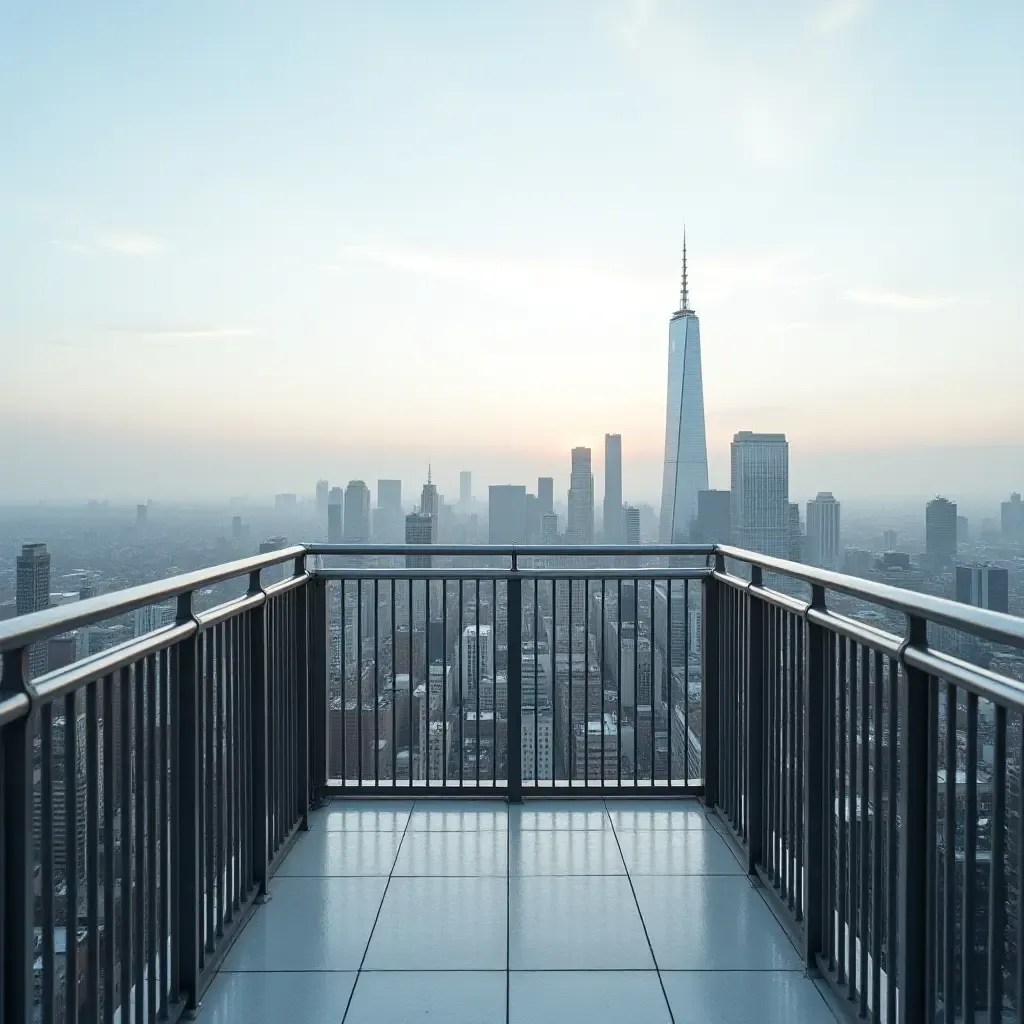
[603,433,623,543]
[1001,493,1023,543]
[405,512,434,569]
[694,490,731,545]
[883,529,898,551]
[327,486,344,543]
[926,497,958,569]
[315,479,329,517]
[274,492,297,511]
[377,479,402,511]
[730,432,789,558]
[787,503,802,561]
[374,479,403,542]
[525,493,540,541]
[806,492,841,569]
[567,447,594,544]
[489,485,528,544]
[957,515,970,545]
[659,236,709,543]
[136,503,148,527]
[956,565,1009,614]
[134,604,165,637]
[624,505,641,545]
[460,624,494,702]
[419,468,439,543]
[541,511,558,544]
[344,481,372,542]
[460,471,472,506]
[538,477,554,518]
[258,535,288,584]
[16,542,51,677]
[231,514,243,541]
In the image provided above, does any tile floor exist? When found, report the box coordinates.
[198,798,840,1023]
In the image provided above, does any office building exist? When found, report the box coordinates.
[694,489,731,545]
[806,492,841,569]
[316,479,329,517]
[136,503,148,527]
[541,511,558,544]
[489,485,528,544]
[17,542,51,677]
[259,535,288,583]
[344,481,372,542]
[926,497,958,569]
[405,512,434,569]
[1001,493,1023,543]
[460,625,494,702]
[134,604,165,638]
[624,505,641,545]
[730,433,790,558]
[659,236,709,542]
[956,565,1009,614]
[525,493,540,541]
[957,515,970,545]
[538,477,554,518]
[274,492,297,511]
[419,468,439,543]
[883,529,898,551]
[327,486,344,543]
[567,447,594,544]
[521,707,554,781]
[374,479,403,542]
[232,514,243,541]
[460,471,472,506]
[603,433,623,543]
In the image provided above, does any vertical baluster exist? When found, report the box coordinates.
[963,691,979,1024]
[837,635,848,985]
[101,675,116,1024]
[944,681,957,1019]
[988,703,1006,1022]
[871,650,884,1022]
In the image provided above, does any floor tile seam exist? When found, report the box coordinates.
[605,799,676,1024]
[340,798,417,1024]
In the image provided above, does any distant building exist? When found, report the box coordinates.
[567,447,594,544]
[624,505,641,545]
[603,434,623,543]
[525,493,540,542]
[315,479,329,517]
[17,542,51,677]
[537,477,554,518]
[460,625,494,702]
[374,479,403,542]
[695,489,731,545]
[274,492,297,511]
[405,512,434,569]
[787,503,802,561]
[489,485,528,544]
[730,433,789,558]
[460,471,472,505]
[47,635,76,673]
[883,529,898,551]
[1001,493,1023,543]
[231,514,243,541]
[419,470,439,543]
[956,565,1009,614]
[926,497,958,569]
[521,707,553,781]
[134,605,165,638]
[136,503,148,527]
[344,481,371,543]
[806,492,841,569]
[659,237,709,543]
[327,486,344,543]
[541,511,558,544]
[259,535,288,584]
[956,515,970,545]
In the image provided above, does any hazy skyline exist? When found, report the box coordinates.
[1,0,1021,502]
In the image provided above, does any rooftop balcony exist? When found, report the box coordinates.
[1,543,1023,1023]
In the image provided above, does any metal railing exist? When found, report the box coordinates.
[1,541,1022,1024]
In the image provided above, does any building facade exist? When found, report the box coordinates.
[603,433,623,543]
[926,497,958,568]
[17,542,51,677]
[344,481,372,543]
[729,433,790,558]
[489,485,528,544]
[567,447,594,544]
[806,492,842,569]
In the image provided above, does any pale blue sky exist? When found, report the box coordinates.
[1,0,1021,503]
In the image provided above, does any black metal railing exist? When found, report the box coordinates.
[1,541,1023,1024]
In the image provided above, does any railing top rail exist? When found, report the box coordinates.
[307,542,714,558]
[0,544,306,654]
[716,544,1024,649]
[316,566,711,581]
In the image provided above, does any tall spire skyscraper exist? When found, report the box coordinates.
[659,234,709,543]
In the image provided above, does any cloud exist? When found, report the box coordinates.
[107,327,255,341]
[50,239,93,255]
[812,0,872,35]
[98,234,165,256]
[843,288,955,311]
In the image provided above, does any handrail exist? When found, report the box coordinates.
[717,543,1024,648]
[308,542,714,558]
[0,544,306,653]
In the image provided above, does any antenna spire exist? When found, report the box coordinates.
[427,463,432,485]
[679,227,690,312]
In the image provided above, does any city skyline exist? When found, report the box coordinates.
[2,1,1022,501]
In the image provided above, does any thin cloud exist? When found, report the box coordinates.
[98,234,165,256]
[813,0,872,35]
[843,288,955,312]
[107,327,255,341]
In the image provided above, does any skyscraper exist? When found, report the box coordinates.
[624,505,641,545]
[315,479,329,517]
[17,542,50,677]
[460,471,472,506]
[659,236,709,543]
[956,565,1009,614]
[541,511,558,543]
[136,503,148,527]
[374,479,403,542]
[926,497,958,569]
[603,433,623,543]
[420,468,439,543]
[489,486,528,543]
[730,432,789,558]
[538,477,554,518]
[1001,493,1023,543]
[567,447,594,544]
[405,512,434,568]
[327,486,344,543]
[806,492,841,569]
[694,490,731,545]
[344,481,371,542]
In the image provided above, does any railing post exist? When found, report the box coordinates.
[173,592,202,1012]
[802,585,826,970]
[701,551,723,808]
[745,567,764,873]
[898,615,930,1024]
[309,574,328,808]
[249,571,270,897]
[294,556,310,830]
[1,648,35,1024]
[507,570,523,803]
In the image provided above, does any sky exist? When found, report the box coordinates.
[1,0,1021,506]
